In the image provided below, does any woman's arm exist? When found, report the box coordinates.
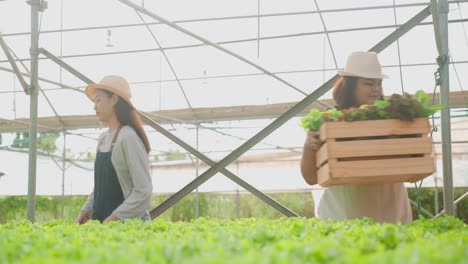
[112,128,152,221]
[76,189,94,224]
[301,131,321,185]
[80,189,94,216]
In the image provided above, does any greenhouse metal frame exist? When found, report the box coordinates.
[0,0,466,221]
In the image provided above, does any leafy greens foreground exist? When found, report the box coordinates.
[0,216,466,263]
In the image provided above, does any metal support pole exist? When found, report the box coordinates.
[439,0,454,216]
[235,161,240,218]
[27,0,42,222]
[195,125,200,218]
[60,132,66,218]
[434,173,439,215]
[431,0,454,216]
[69,177,73,218]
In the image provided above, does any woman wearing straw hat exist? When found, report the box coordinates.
[301,51,412,224]
[75,75,153,224]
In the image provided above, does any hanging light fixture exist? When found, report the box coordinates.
[106,29,114,47]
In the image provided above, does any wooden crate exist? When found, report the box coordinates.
[316,118,435,187]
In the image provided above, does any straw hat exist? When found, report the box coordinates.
[338,51,389,79]
[85,75,134,108]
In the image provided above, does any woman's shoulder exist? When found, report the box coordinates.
[119,125,139,139]
[118,126,146,146]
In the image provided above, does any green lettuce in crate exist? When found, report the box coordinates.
[374,99,391,118]
[322,108,344,122]
[300,109,323,131]
[415,90,446,116]
[300,90,445,131]
[301,108,344,131]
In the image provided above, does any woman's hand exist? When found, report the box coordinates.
[304,131,321,152]
[75,211,90,225]
[103,213,120,224]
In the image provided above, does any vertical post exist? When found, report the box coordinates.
[436,0,454,216]
[235,161,240,218]
[195,125,200,218]
[257,0,260,63]
[69,177,73,218]
[59,0,65,220]
[27,0,41,222]
[434,170,439,215]
[303,192,308,216]
[61,132,66,218]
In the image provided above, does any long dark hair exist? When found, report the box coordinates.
[332,76,384,110]
[101,89,151,153]
[332,76,359,110]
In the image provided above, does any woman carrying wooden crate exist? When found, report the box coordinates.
[301,51,412,224]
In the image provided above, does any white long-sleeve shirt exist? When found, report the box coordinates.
[81,126,152,221]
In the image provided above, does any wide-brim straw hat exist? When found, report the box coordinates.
[337,51,389,79]
[85,75,134,108]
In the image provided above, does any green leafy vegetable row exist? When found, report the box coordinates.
[0,217,466,263]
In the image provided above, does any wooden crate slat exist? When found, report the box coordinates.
[315,118,435,186]
[319,118,431,141]
[316,142,329,167]
[328,156,435,179]
[319,174,418,186]
[317,162,331,185]
[407,173,433,183]
[326,137,433,159]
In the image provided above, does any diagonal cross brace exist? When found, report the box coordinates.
[38,48,299,217]
[41,48,198,124]
[0,34,29,94]
[138,113,299,218]
[39,48,94,84]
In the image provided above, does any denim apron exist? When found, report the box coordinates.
[92,127,125,222]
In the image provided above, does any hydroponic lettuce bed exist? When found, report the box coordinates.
[0,217,466,263]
